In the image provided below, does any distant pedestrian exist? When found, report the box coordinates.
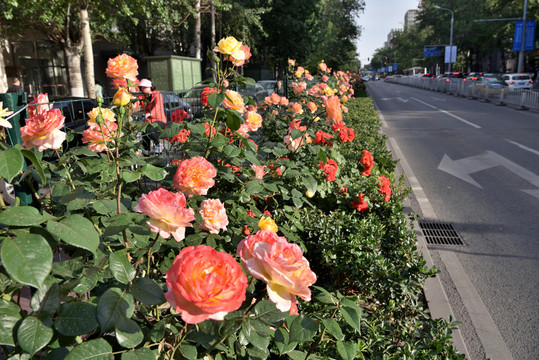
[7,77,22,93]
[139,79,166,123]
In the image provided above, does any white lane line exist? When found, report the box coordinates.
[410,97,482,129]
[506,139,539,157]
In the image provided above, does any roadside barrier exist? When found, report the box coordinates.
[385,76,539,110]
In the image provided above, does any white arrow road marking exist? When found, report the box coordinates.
[438,151,539,197]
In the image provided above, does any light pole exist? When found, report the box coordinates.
[434,5,454,73]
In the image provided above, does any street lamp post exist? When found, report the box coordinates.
[434,5,454,73]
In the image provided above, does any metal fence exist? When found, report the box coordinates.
[385,76,539,110]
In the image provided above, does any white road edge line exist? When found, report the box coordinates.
[411,97,482,129]
[506,139,539,157]
[386,128,513,360]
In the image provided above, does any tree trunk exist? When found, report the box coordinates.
[64,44,84,97]
[194,0,201,59]
[80,4,95,98]
[0,39,8,93]
[211,1,216,46]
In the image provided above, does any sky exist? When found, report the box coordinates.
[356,0,421,64]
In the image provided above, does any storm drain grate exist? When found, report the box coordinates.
[418,222,465,246]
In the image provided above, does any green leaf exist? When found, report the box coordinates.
[109,251,136,285]
[130,278,166,305]
[21,149,46,185]
[287,350,308,360]
[253,300,287,323]
[103,214,132,236]
[224,144,241,157]
[287,315,317,343]
[207,92,225,109]
[115,317,143,348]
[1,234,52,289]
[226,112,241,132]
[122,169,142,183]
[210,133,227,148]
[17,316,53,356]
[0,299,22,346]
[65,338,113,360]
[150,321,166,342]
[92,199,129,215]
[341,299,362,333]
[336,341,357,360]
[160,122,182,138]
[0,146,24,183]
[272,146,289,157]
[46,214,99,255]
[54,303,98,336]
[179,344,197,360]
[303,175,318,192]
[141,164,166,181]
[96,288,135,332]
[290,129,303,140]
[186,122,207,135]
[317,148,327,163]
[245,180,264,194]
[0,206,46,226]
[244,150,260,166]
[241,319,270,351]
[30,277,60,315]
[60,187,93,211]
[121,348,158,360]
[274,327,297,355]
[322,318,344,341]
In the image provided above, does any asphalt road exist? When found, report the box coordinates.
[366,80,539,360]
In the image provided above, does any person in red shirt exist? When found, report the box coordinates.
[139,79,166,123]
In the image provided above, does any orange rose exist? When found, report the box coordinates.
[165,245,248,324]
[244,110,263,132]
[197,199,229,234]
[323,95,343,124]
[222,89,245,112]
[106,54,139,80]
[82,121,119,153]
[27,93,51,118]
[173,156,217,196]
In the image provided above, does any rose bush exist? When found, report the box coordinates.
[0,38,463,359]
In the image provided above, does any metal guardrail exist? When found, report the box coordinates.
[385,76,539,110]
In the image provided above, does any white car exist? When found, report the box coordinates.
[501,73,533,90]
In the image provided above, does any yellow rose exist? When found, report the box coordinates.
[258,216,278,233]
[216,37,245,61]
[306,190,315,198]
[112,87,131,107]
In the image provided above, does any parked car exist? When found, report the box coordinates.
[161,92,193,122]
[256,80,277,96]
[421,73,435,79]
[440,72,465,82]
[501,73,534,90]
[470,76,507,95]
[237,83,267,104]
[51,97,97,131]
[180,85,206,118]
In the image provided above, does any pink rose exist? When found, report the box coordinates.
[251,165,266,179]
[27,93,51,118]
[134,188,195,242]
[197,199,229,234]
[222,89,245,112]
[21,108,65,152]
[173,157,217,196]
[237,230,316,312]
[165,245,248,324]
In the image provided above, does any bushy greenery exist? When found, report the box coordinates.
[0,48,463,360]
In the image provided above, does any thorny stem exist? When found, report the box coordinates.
[147,233,160,277]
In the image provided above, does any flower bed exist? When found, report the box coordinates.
[0,37,463,359]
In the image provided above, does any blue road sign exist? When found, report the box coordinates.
[513,20,536,51]
[423,47,442,57]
